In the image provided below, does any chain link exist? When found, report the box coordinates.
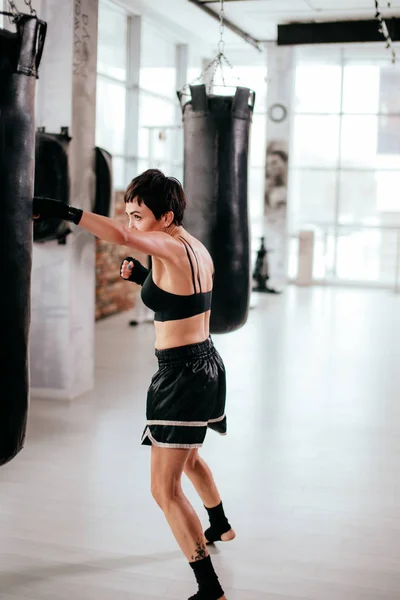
[7,0,19,15]
[179,0,242,96]
[6,0,36,19]
[24,0,37,16]
[6,0,18,23]
[375,0,396,64]
[218,0,225,55]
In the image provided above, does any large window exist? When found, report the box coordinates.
[96,0,128,189]
[289,46,400,288]
[94,0,268,249]
[137,20,182,181]
[96,4,188,189]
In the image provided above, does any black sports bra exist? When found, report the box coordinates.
[141,237,212,322]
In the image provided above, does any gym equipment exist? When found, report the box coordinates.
[33,127,72,244]
[94,147,113,217]
[34,139,113,242]
[252,236,281,294]
[0,11,46,466]
[178,84,255,333]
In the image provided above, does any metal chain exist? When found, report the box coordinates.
[212,55,221,89]
[7,0,19,16]
[375,0,396,64]
[180,48,240,96]
[24,0,37,16]
[6,0,36,19]
[180,0,241,95]
[218,0,225,55]
[6,0,19,23]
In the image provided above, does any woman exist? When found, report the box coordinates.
[33,169,235,600]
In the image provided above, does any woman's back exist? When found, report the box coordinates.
[147,231,214,350]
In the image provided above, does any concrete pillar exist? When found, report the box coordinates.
[176,44,188,104]
[0,1,8,29]
[264,43,295,291]
[124,14,141,184]
[124,15,154,325]
[175,43,188,178]
[30,0,98,399]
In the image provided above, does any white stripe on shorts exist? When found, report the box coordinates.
[146,414,226,428]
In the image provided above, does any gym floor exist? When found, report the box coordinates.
[1,286,400,600]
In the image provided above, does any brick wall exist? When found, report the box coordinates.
[95,190,146,321]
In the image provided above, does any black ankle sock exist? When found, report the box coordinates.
[189,555,224,599]
[204,501,231,543]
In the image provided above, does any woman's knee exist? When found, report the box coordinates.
[184,449,201,475]
[151,474,181,509]
[150,446,189,508]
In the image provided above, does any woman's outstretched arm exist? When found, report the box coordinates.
[33,197,180,260]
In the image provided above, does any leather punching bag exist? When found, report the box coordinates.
[34,128,71,244]
[0,15,47,466]
[94,147,113,217]
[179,84,255,334]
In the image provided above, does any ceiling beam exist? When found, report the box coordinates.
[278,18,400,45]
[187,0,263,52]
[200,0,267,2]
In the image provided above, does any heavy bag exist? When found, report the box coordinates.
[178,84,255,334]
[34,128,71,243]
[0,14,46,466]
[94,146,113,217]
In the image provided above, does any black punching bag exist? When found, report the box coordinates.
[34,128,71,244]
[179,84,255,334]
[0,15,47,466]
[94,147,113,217]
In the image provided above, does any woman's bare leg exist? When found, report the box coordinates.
[151,445,227,599]
[184,449,236,543]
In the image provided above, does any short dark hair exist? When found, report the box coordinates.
[124,169,186,226]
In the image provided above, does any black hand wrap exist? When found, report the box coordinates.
[33,196,83,225]
[120,256,149,286]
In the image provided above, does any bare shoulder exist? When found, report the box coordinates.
[179,232,213,269]
[193,239,214,273]
[124,227,186,261]
[159,231,213,275]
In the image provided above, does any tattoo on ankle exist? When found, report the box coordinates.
[191,538,208,561]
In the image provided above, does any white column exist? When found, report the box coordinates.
[176,44,188,101]
[124,14,141,183]
[30,0,98,400]
[175,43,188,179]
[264,43,295,291]
[0,0,8,29]
[124,15,153,325]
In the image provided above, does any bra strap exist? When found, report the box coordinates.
[179,236,203,293]
[178,236,197,293]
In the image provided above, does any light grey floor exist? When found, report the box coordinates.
[1,287,400,600]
